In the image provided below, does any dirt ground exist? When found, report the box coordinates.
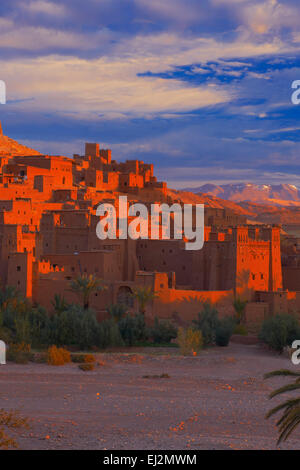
[1,343,300,450]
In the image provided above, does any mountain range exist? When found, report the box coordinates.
[183,183,300,207]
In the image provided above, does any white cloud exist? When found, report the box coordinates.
[21,1,67,17]
[244,126,300,135]
[214,0,299,35]
[2,54,229,117]
[0,14,299,119]
[0,18,111,51]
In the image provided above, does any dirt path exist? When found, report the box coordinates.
[1,343,299,450]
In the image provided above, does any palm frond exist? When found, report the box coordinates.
[265,368,300,444]
[269,382,300,399]
[265,398,300,419]
[277,410,300,443]
[264,369,300,379]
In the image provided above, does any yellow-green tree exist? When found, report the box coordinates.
[70,274,106,310]
[233,297,247,325]
[132,286,157,316]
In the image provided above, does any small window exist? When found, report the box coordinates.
[17,266,21,272]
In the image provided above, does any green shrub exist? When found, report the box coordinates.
[149,317,178,344]
[259,314,300,353]
[0,327,13,345]
[233,298,248,325]
[7,343,33,364]
[46,305,99,349]
[27,306,50,347]
[97,318,124,349]
[233,324,248,336]
[193,303,235,347]
[215,317,235,347]
[107,304,128,322]
[118,314,147,346]
[193,303,219,346]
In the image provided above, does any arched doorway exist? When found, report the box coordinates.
[117,286,134,308]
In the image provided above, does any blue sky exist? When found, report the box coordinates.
[0,0,300,188]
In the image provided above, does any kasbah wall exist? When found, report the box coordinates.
[0,121,300,331]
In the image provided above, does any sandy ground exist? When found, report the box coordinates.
[0,343,300,450]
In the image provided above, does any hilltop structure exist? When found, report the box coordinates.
[0,122,298,327]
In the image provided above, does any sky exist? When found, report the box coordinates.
[0,0,300,188]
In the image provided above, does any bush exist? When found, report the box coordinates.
[2,298,50,348]
[71,354,86,363]
[118,314,147,346]
[107,304,128,322]
[193,304,235,347]
[0,327,13,345]
[177,327,203,356]
[27,306,50,347]
[215,317,235,347]
[78,363,95,372]
[233,324,248,336]
[149,317,178,344]
[7,343,32,364]
[83,354,96,363]
[259,314,300,353]
[45,305,99,349]
[32,352,47,364]
[97,318,124,349]
[233,298,248,325]
[193,303,219,346]
[47,346,71,365]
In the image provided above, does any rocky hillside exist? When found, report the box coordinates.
[0,122,41,157]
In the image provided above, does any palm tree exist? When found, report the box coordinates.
[51,294,69,314]
[132,286,157,316]
[107,303,128,323]
[265,369,300,444]
[233,297,247,325]
[70,274,106,310]
[0,286,22,312]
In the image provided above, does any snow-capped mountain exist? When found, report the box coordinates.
[182,183,300,206]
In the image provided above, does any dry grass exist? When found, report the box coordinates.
[47,346,71,366]
[0,409,29,449]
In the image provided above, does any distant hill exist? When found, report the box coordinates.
[0,121,41,157]
[182,183,300,207]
